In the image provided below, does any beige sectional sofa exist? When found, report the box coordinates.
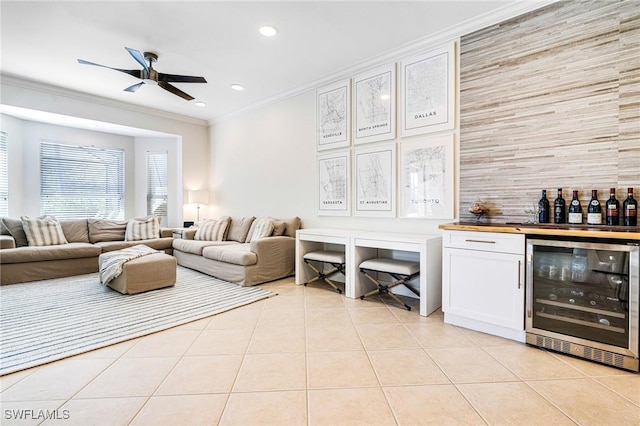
[172,216,300,286]
[0,217,173,285]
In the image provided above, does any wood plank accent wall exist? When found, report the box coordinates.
[458,0,639,223]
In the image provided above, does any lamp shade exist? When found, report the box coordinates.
[187,190,209,205]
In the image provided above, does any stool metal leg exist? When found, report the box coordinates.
[360,269,413,311]
[390,273,420,297]
[304,259,343,294]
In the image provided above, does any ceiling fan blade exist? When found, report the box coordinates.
[158,73,207,84]
[77,59,142,78]
[125,47,149,72]
[123,82,145,93]
[158,81,194,101]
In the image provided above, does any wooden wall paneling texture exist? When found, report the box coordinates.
[458,0,640,223]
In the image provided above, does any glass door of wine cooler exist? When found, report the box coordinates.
[526,238,639,371]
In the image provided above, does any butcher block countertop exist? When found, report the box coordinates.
[439,222,640,241]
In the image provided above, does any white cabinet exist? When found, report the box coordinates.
[442,230,525,342]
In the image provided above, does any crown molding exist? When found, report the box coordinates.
[0,73,209,127]
[212,0,558,125]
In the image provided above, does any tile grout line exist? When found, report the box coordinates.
[217,294,267,423]
[126,315,216,424]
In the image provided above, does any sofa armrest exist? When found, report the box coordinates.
[250,236,295,266]
[0,235,16,250]
[160,228,173,238]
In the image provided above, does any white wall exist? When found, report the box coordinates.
[1,77,209,226]
[1,114,24,216]
[211,90,450,235]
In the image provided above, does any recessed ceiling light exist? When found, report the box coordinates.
[231,84,245,91]
[380,94,390,100]
[194,101,206,107]
[259,25,278,37]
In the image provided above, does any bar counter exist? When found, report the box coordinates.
[439,221,640,241]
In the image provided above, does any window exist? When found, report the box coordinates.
[147,151,168,225]
[40,141,125,219]
[0,132,7,216]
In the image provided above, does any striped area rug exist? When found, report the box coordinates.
[0,266,275,376]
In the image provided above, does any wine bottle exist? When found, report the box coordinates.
[568,190,582,224]
[587,189,601,225]
[605,188,620,226]
[623,187,637,226]
[538,189,550,223]
[553,188,565,224]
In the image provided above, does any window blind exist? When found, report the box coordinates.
[40,141,125,219]
[0,132,7,216]
[146,151,168,225]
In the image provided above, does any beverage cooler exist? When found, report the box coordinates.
[526,237,639,371]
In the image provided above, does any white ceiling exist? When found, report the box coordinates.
[1,1,546,125]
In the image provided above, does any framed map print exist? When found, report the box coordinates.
[354,144,396,217]
[400,42,455,137]
[353,64,396,144]
[317,150,350,216]
[316,80,350,150]
[399,134,455,219]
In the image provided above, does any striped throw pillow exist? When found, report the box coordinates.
[249,218,274,242]
[20,215,68,246]
[195,217,230,241]
[125,216,160,241]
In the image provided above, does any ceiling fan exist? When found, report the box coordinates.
[77,47,207,101]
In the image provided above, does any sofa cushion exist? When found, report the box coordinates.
[88,219,128,243]
[250,218,274,242]
[202,243,257,266]
[195,217,230,241]
[271,219,287,236]
[1,217,29,247]
[0,242,100,264]
[95,237,174,253]
[172,239,237,255]
[0,220,10,235]
[125,216,160,241]
[226,216,255,242]
[21,215,68,246]
[60,219,90,243]
[282,216,302,237]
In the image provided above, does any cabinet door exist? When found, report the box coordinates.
[443,248,524,331]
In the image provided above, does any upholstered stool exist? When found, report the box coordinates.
[359,258,420,310]
[303,250,345,294]
[100,252,177,294]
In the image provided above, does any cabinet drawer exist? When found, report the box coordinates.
[443,231,524,255]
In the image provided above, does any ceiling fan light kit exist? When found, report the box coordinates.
[77,47,207,101]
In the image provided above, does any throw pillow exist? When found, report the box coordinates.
[226,216,256,242]
[250,218,274,242]
[195,217,230,241]
[125,216,161,241]
[20,215,68,246]
[1,217,29,247]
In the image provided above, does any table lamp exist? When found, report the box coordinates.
[187,190,209,223]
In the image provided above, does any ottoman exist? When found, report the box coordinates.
[100,252,177,294]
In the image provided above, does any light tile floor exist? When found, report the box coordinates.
[1,277,639,425]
